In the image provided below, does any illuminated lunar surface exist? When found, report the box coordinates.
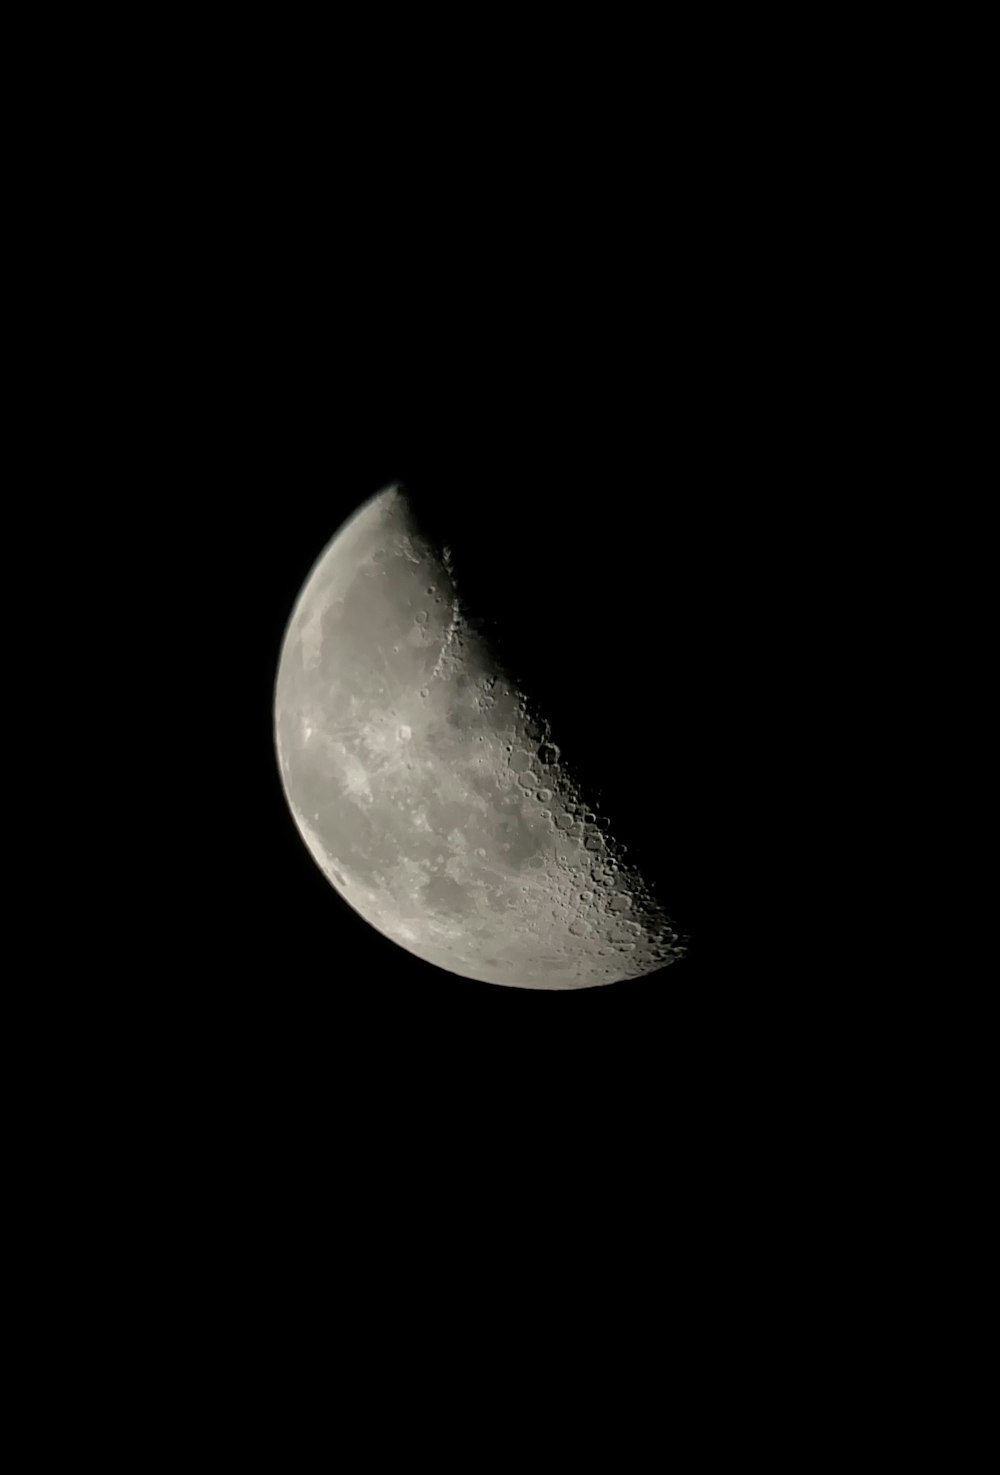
[274,485,686,988]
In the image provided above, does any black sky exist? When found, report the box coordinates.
[45,45,897,1398]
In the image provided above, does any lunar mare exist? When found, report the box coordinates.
[274,485,686,989]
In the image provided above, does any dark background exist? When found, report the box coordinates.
[31,34,932,1421]
[25,56,920,1424]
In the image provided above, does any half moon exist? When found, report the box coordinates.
[274,485,686,989]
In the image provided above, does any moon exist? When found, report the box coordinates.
[274,485,687,989]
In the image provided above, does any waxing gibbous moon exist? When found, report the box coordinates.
[274,485,686,989]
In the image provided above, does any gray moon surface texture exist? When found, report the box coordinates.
[274,486,687,989]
